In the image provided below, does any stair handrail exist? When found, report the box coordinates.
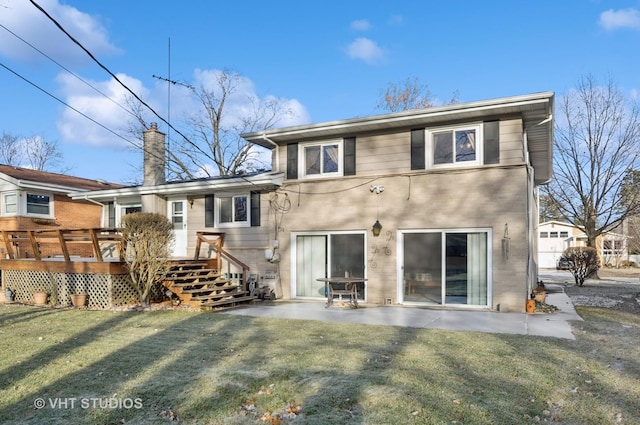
[194,232,250,292]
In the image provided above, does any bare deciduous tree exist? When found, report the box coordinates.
[0,132,67,172]
[127,69,295,180]
[543,75,640,248]
[375,76,459,112]
[121,212,174,307]
[560,246,600,286]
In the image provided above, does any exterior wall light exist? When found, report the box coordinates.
[372,220,382,237]
[370,185,384,237]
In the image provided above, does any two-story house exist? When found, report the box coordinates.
[73,92,554,313]
[242,92,554,312]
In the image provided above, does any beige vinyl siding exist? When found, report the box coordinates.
[356,132,410,175]
[500,118,525,164]
[279,120,526,180]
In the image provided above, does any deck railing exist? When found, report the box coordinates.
[1,228,123,261]
[193,232,250,291]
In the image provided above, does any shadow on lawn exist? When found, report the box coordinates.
[0,305,61,327]
[1,305,638,424]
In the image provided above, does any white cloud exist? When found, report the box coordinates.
[0,0,120,64]
[599,8,640,30]
[56,68,310,149]
[350,19,371,31]
[346,37,386,64]
[57,72,150,147]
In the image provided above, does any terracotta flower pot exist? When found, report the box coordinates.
[33,291,48,306]
[526,298,536,313]
[71,293,88,308]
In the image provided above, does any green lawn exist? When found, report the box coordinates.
[0,304,638,424]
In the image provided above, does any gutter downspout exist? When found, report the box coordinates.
[523,128,536,300]
[523,114,552,298]
[261,135,279,173]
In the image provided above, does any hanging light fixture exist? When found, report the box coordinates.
[372,219,382,237]
[370,185,384,237]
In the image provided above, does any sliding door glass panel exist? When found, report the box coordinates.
[330,233,365,299]
[445,233,487,305]
[403,233,442,303]
[295,235,327,298]
[466,232,487,305]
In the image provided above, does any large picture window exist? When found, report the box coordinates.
[299,141,342,178]
[427,124,482,168]
[26,193,51,216]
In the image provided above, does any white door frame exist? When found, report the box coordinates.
[168,198,188,257]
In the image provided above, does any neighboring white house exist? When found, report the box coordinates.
[538,220,629,268]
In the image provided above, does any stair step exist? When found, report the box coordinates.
[169,279,233,288]
[171,262,209,270]
[200,295,256,307]
[181,285,240,294]
[165,270,219,279]
[191,289,244,301]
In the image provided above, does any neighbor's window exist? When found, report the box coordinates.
[26,193,51,215]
[218,195,248,225]
[3,193,17,215]
[539,232,548,238]
[300,141,342,178]
[428,124,482,167]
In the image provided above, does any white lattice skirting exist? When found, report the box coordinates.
[3,270,142,308]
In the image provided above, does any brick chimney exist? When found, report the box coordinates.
[143,122,166,186]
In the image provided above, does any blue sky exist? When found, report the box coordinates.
[0,0,639,184]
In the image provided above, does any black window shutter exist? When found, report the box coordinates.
[250,191,260,227]
[483,121,500,164]
[205,194,215,227]
[344,137,356,176]
[411,129,425,170]
[287,143,298,179]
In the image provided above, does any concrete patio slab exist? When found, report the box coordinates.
[223,284,583,340]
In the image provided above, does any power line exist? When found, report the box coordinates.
[28,0,195,147]
[0,60,136,148]
[0,22,137,120]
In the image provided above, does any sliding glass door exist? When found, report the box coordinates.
[402,230,490,306]
[294,232,366,300]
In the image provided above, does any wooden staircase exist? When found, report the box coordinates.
[162,260,256,309]
[161,232,258,309]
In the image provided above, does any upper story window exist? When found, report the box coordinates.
[299,140,343,178]
[426,124,482,168]
[217,194,249,227]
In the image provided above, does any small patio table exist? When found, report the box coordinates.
[316,277,367,308]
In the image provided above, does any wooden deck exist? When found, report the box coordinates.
[0,228,256,310]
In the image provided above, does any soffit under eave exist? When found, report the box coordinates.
[70,175,284,202]
[245,94,554,147]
